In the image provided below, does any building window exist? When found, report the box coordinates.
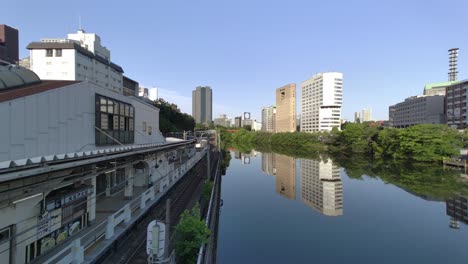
[148,126,152,135]
[46,49,53,57]
[95,94,134,145]
[55,49,62,57]
[143,122,147,132]
[0,226,10,243]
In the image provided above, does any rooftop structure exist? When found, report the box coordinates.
[423,81,456,96]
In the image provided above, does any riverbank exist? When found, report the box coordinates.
[221,123,468,163]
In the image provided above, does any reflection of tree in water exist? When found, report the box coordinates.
[332,154,468,200]
[220,148,231,176]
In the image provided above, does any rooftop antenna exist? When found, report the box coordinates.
[78,15,85,32]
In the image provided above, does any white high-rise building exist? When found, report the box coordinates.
[362,108,372,122]
[300,72,343,132]
[27,29,124,94]
[261,106,276,132]
[252,120,262,131]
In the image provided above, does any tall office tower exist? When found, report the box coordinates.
[261,106,276,132]
[275,84,296,132]
[275,154,296,200]
[0,24,19,64]
[234,116,242,128]
[192,86,213,124]
[448,48,459,81]
[354,112,361,123]
[362,108,372,122]
[300,72,343,132]
[300,159,343,216]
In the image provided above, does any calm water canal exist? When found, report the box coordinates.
[217,150,468,264]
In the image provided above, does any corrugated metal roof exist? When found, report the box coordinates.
[0,143,168,170]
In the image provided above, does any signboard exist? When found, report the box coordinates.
[146,220,166,257]
[62,188,92,206]
[37,208,62,239]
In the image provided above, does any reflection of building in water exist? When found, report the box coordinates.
[241,150,258,165]
[275,154,296,200]
[234,151,241,160]
[446,195,468,229]
[300,159,343,216]
[261,152,276,176]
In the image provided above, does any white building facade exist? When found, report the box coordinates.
[362,108,372,122]
[300,72,343,132]
[252,120,262,131]
[261,106,276,132]
[0,80,164,161]
[213,114,231,127]
[27,30,124,94]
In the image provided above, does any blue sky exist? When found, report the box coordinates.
[4,0,468,121]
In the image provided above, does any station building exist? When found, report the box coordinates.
[0,65,199,263]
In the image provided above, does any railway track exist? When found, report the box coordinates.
[125,150,220,264]
[99,155,208,264]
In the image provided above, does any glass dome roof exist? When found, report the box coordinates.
[0,65,41,90]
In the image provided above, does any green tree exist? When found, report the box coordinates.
[373,128,400,158]
[242,125,252,131]
[396,125,460,162]
[223,123,464,164]
[175,204,210,264]
[153,99,195,134]
[334,154,468,199]
[202,181,214,202]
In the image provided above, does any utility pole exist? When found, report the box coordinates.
[207,145,210,180]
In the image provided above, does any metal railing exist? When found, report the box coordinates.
[196,150,222,264]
